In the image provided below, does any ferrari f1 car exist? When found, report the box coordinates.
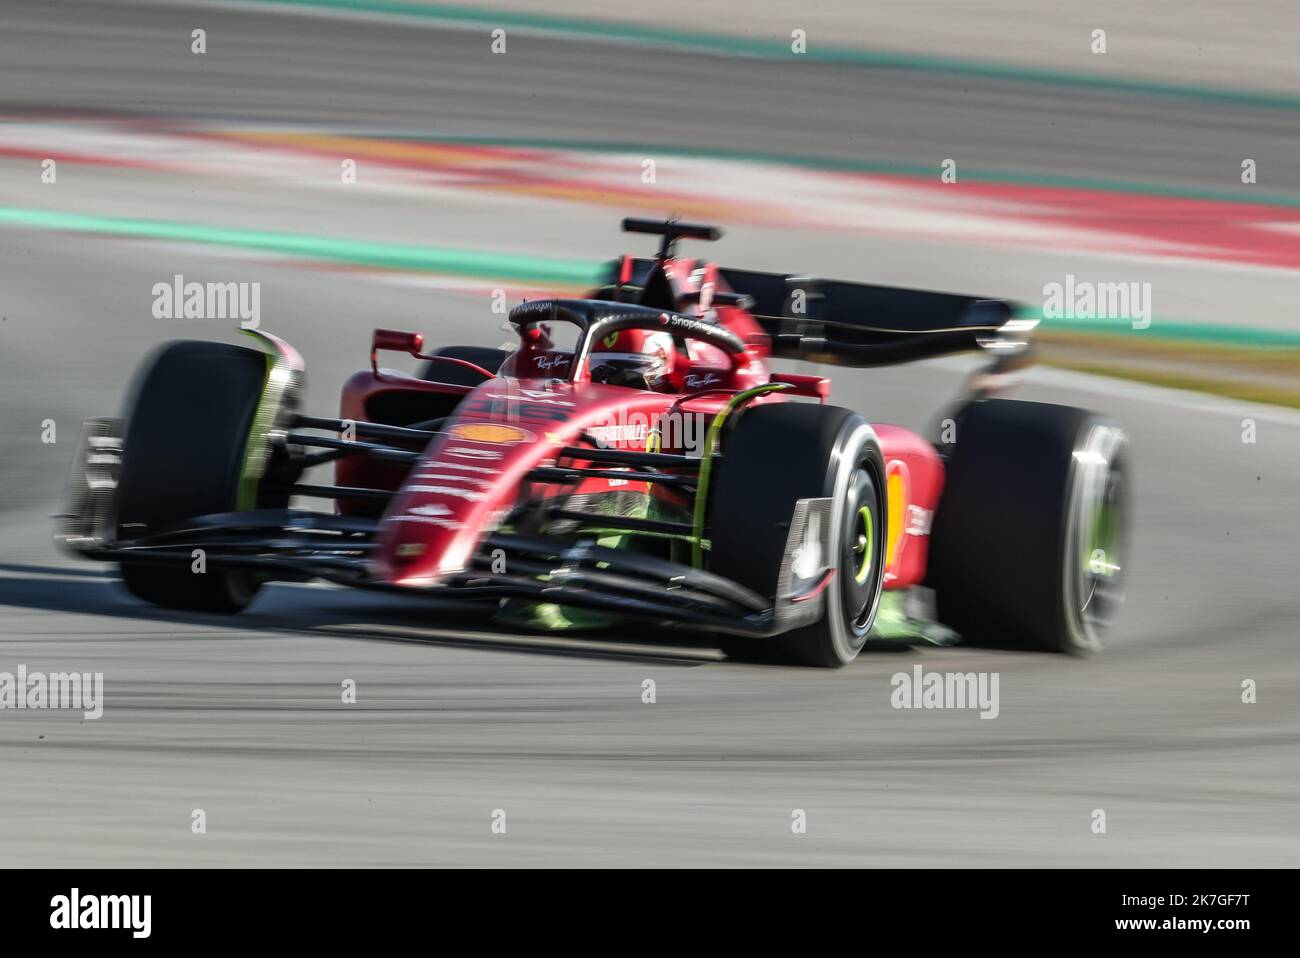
[57,218,1127,666]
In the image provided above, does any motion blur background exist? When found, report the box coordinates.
[1,0,1297,866]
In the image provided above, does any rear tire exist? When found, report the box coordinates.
[710,403,886,667]
[115,340,282,614]
[927,399,1128,652]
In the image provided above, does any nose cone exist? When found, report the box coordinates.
[373,418,539,586]
[374,507,475,585]
[369,375,657,588]
[376,469,498,585]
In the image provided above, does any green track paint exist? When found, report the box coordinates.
[3,206,1294,351]
[1020,309,1300,349]
[0,207,602,286]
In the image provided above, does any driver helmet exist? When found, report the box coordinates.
[589,329,676,390]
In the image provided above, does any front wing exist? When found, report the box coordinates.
[57,419,837,637]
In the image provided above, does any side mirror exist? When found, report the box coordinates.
[370,328,425,373]
[370,328,496,383]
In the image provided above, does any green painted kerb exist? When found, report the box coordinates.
[0,207,602,287]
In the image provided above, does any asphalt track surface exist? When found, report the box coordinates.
[1,1,1299,866]
[5,0,1300,196]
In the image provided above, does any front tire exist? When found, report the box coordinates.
[709,403,886,667]
[114,340,286,614]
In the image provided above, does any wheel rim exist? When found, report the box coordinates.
[852,505,874,584]
[1079,463,1124,625]
[1067,425,1128,647]
[841,468,882,634]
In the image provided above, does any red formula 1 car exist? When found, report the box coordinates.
[58,219,1128,666]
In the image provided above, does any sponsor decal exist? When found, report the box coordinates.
[388,515,463,530]
[404,485,486,501]
[684,372,722,389]
[906,504,933,536]
[409,503,452,516]
[411,473,488,485]
[586,422,649,445]
[483,388,575,406]
[585,410,705,454]
[654,310,740,346]
[511,300,558,317]
[444,446,504,461]
[427,460,497,474]
[449,423,531,444]
[395,542,426,557]
[535,354,570,372]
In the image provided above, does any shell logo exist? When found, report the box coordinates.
[449,423,531,444]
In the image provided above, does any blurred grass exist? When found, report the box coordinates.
[1035,330,1300,408]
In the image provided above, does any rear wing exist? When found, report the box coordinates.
[595,257,1031,367]
[717,268,1033,367]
